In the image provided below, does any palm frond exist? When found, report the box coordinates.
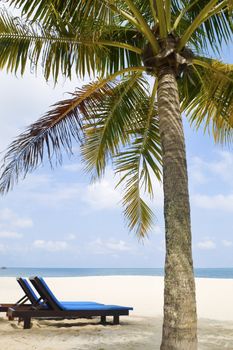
[177,0,233,54]
[0,88,84,194]
[7,0,143,33]
[0,67,145,194]
[0,9,142,80]
[156,0,168,37]
[8,0,116,25]
[81,72,149,177]
[180,58,233,144]
[114,80,162,238]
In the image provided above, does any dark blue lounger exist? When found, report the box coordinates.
[34,277,132,311]
[7,276,133,328]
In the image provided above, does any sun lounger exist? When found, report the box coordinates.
[7,276,133,329]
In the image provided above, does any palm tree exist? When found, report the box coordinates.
[0,1,233,348]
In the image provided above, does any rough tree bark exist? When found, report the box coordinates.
[157,67,198,350]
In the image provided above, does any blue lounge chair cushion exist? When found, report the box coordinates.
[22,278,39,302]
[61,302,104,306]
[38,277,62,308]
[38,277,133,312]
[61,303,133,311]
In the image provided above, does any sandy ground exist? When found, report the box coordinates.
[0,276,233,349]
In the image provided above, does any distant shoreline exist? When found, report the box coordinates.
[1,267,233,278]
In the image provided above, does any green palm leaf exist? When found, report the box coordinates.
[7,0,145,33]
[177,0,233,53]
[0,9,142,80]
[181,58,233,143]
[82,72,151,177]
[114,80,162,237]
[8,0,116,25]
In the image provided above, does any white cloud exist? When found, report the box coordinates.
[66,234,76,241]
[63,163,82,172]
[106,240,132,252]
[89,238,133,255]
[33,240,69,252]
[197,240,216,250]
[190,151,233,186]
[84,180,120,210]
[0,231,22,239]
[83,168,164,212]
[190,151,233,212]
[14,166,162,214]
[26,183,81,205]
[14,218,33,228]
[207,151,233,183]
[20,174,53,190]
[222,240,233,247]
[0,208,33,229]
[83,169,121,210]
[189,157,208,184]
[18,170,120,211]
[193,194,233,212]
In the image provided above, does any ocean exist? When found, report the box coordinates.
[0,267,233,279]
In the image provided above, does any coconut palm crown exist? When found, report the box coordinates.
[0,1,233,349]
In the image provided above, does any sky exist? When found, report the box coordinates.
[0,10,232,268]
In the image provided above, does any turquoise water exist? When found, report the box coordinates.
[0,267,233,278]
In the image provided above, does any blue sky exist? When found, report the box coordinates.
[0,27,232,268]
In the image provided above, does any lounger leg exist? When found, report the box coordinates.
[113,315,119,325]
[23,317,31,329]
[100,316,106,324]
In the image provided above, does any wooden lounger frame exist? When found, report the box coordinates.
[8,307,127,329]
[0,297,31,320]
[0,303,17,313]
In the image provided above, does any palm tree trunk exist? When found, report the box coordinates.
[157,67,197,350]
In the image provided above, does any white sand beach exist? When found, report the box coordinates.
[0,276,233,349]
